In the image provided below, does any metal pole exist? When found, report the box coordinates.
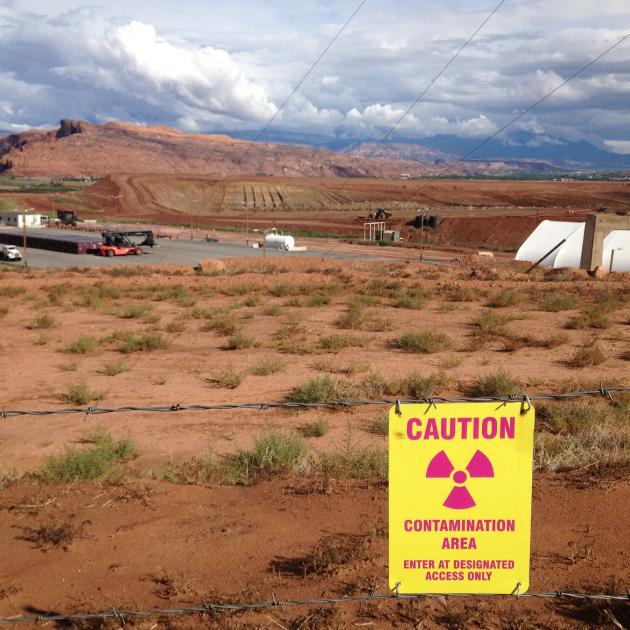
[609,249,618,273]
[525,238,566,274]
[22,211,28,268]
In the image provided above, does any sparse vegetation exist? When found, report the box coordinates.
[369,413,389,436]
[566,307,610,330]
[318,334,365,353]
[487,289,525,308]
[393,331,451,354]
[210,365,244,389]
[568,343,606,368]
[40,429,138,482]
[226,430,309,485]
[99,359,127,376]
[286,376,357,404]
[27,313,56,329]
[111,331,168,353]
[300,418,330,438]
[59,380,101,405]
[65,335,97,354]
[466,369,521,398]
[539,292,578,312]
[250,357,284,376]
[223,333,260,350]
[118,303,159,323]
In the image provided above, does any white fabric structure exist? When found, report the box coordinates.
[515,220,630,271]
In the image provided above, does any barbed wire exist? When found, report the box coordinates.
[1,386,628,419]
[1,590,628,625]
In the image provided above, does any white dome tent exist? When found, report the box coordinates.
[516,220,630,272]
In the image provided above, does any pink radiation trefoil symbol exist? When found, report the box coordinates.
[426,450,494,510]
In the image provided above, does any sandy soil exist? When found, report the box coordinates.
[0,257,628,628]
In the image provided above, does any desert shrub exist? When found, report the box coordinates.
[28,313,56,329]
[243,295,262,307]
[317,433,387,478]
[221,282,258,297]
[538,293,578,312]
[466,369,521,398]
[369,413,389,436]
[78,284,120,308]
[269,283,309,297]
[318,334,365,353]
[118,304,158,323]
[263,304,281,317]
[442,284,477,302]
[40,429,137,483]
[566,308,610,330]
[306,292,331,307]
[535,397,630,472]
[250,357,284,376]
[336,297,368,330]
[223,333,260,350]
[60,381,101,405]
[225,430,309,484]
[470,311,511,337]
[0,304,9,318]
[301,418,330,438]
[0,286,25,297]
[286,376,357,403]
[487,289,525,308]
[187,306,213,319]
[203,310,241,336]
[568,344,606,368]
[165,319,186,333]
[65,335,97,354]
[392,288,428,309]
[99,360,127,376]
[391,371,447,398]
[299,535,371,575]
[439,354,464,369]
[210,366,244,389]
[393,331,451,354]
[311,359,369,376]
[57,362,77,372]
[162,455,217,485]
[112,331,168,353]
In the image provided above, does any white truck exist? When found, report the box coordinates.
[0,245,23,261]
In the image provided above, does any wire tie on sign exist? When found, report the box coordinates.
[421,394,437,411]
[513,582,521,597]
[395,399,402,416]
[520,395,531,416]
[393,582,401,598]
[170,404,181,412]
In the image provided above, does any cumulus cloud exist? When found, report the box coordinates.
[1,1,630,147]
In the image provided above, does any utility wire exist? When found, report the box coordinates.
[359,0,506,158]
[2,590,628,624]
[428,30,630,177]
[1,386,627,419]
[250,0,368,146]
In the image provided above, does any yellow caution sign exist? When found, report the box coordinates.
[389,402,534,594]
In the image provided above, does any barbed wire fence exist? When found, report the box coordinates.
[1,590,629,625]
[1,385,629,419]
[1,384,629,624]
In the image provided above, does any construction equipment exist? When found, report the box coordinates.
[356,208,393,222]
[98,230,155,257]
[57,209,78,226]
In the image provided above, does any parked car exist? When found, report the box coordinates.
[0,245,22,261]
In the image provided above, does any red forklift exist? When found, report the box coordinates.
[98,231,156,257]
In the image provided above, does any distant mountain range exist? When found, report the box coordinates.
[1,120,629,178]
[230,129,630,172]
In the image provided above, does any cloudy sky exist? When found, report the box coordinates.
[1,0,629,151]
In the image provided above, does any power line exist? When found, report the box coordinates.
[1,386,627,419]
[2,590,628,624]
[428,30,630,177]
[370,0,506,149]
[250,0,368,146]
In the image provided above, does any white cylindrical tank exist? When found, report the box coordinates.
[265,233,295,251]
